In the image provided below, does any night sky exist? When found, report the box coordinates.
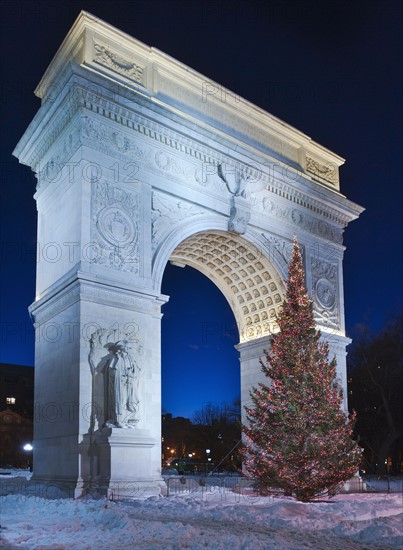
[0,1,401,419]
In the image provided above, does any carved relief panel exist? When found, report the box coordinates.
[91,181,140,273]
[311,257,340,332]
[89,324,143,430]
[151,191,206,253]
[93,43,147,88]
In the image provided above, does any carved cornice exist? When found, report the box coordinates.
[79,282,161,314]
[30,86,85,172]
[29,273,166,325]
[28,11,345,188]
[324,335,352,355]
[29,281,81,325]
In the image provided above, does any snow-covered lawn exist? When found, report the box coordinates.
[0,472,402,549]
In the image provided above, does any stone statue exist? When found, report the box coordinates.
[89,328,142,429]
[104,340,141,428]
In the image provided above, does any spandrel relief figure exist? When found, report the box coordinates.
[89,328,143,429]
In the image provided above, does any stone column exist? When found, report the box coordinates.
[236,336,271,423]
[326,334,352,414]
[29,281,168,498]
[21,88,168,497]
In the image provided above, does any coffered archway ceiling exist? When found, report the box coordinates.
[170,231,286,343]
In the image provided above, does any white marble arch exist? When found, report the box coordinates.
[13,12,363,498]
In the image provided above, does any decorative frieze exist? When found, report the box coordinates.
[82,116,153,168]
[154,150,192,180]
[194,161,226,193]
[65,89,351,230]
[260,198,343,244]
[37,124,82,191]
[25,81,353,235]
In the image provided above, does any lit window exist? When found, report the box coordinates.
[6,397,16,405]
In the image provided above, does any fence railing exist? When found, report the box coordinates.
[361,475,403,494]
[165,475,265,502]
[165,474,403,498]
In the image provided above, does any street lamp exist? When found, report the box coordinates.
[206,449,211,472]
[23,443,33,472]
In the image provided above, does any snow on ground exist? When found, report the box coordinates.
[0,471,402,549]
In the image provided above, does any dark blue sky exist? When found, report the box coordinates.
[0,1,401,419]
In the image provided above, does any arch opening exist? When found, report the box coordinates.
[161,262,240,419]
[160,230,287,467]
[169,230,286,343]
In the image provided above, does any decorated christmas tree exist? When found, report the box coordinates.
[243,237,361,502]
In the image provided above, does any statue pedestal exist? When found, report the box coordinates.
[78,428,166,499]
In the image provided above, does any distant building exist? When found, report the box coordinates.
[0,363,34,418]
[0,364,34,467]
[0,410,33,467]
[162,413,193,465]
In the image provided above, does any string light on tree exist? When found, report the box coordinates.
[243,237,361,502]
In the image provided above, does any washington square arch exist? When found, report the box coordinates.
[14,12,363,498]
